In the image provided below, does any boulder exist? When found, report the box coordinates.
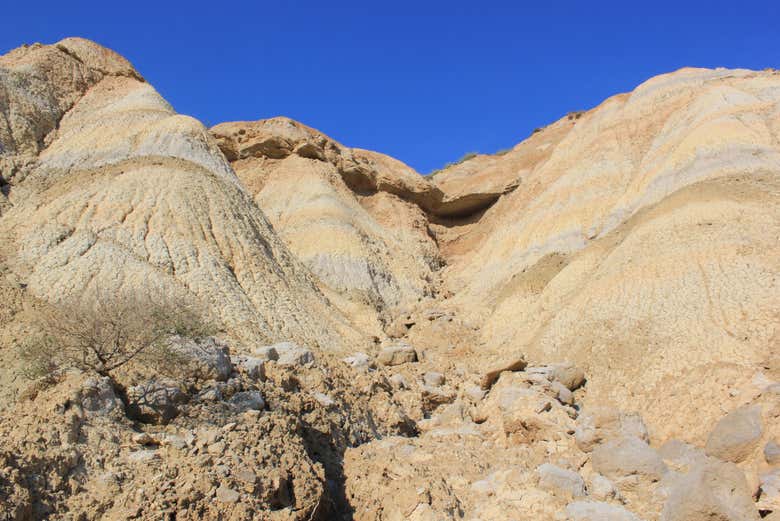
[592,437,667,482]
[231,355,266,381]
[659,439,708,469]
[705,405,763,463]
[551,362,586,391]
[464,384,486,403]
[482,384,571,444]
[79,377,123,418]
[342,352,373,372]
[166,336,232,382]
[421,385,457,412]
[127,379,187,424]
[552,380,574,405]
[575,407,649,452]
[480,355,527,389]
[197,386,223,402]
[273,342,315,367]
[589,474,621,501]
[251,345,279,361]
[229,391,265,412]
[424,372,446,387]
[564,501,643,521]
[536,463,586,497]
[216,485,240,504]
[313,392,335,408]
[127,450,160,463]
[661,458,760,521]
[389,373,409,389]
[757,470,780,512]
[377,344,418,366]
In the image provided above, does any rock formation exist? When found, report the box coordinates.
[1,38,778,520]
[0,38,359,349]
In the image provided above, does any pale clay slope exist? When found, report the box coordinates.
[211,67,780,444]
[0,38,361,349]
[211,118,442,337]
[435,66,780,442]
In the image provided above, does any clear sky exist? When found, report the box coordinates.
[3,1,779,173]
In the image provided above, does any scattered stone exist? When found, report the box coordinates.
[658,439,707,469]
[235,469,257,484]
[704,404,763,463]
[127,450,159,463]
[198,387,223,402]
[199,427,222,446]
[523,371,553,387]
[575,407,649,452]
[592,437,667,482]
[480,356,527,390]
[551,362,586,391]
[161,434,187,450]
[251,345,279,361]
[389,373,409,389]
[127,379,187,424]
[231,355,266,381]
[536,463,586,497]
[424,372,445,387]
[377,344,418,366]
[661,458,759,521]
[216,485,240,503]
[229,391,265,412]
[313,392,335,408]
[757,470,780,512]
[564,501,642,521]
[421,385,457,412]
[342,352,372,372]
[274,342,315,367]
[589,474,621,501]
[166,336,232,382]
[464,384,486,403]
[80,377,123,418]
[207,441,226,456]
[552,380,574,405]
[132,433,155,445]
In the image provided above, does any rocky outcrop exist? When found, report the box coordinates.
[0,38,360,350]
[2,37,779,521]
[442,67,780,443]
[211,118,443,336]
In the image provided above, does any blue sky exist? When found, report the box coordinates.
[3,1,779,173]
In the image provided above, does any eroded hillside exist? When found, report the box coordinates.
[1,38,779,521]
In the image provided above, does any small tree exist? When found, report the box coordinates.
[24,292,213,383]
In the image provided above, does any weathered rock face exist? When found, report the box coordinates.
[211,118,442,336]
[2,37,780,521]
[0,38,360,350]
[436,67,780,443]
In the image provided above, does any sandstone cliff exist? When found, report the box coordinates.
[1,38,779,521]
[0,38,361,350]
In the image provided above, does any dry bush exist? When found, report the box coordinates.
[21,292,214,383]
